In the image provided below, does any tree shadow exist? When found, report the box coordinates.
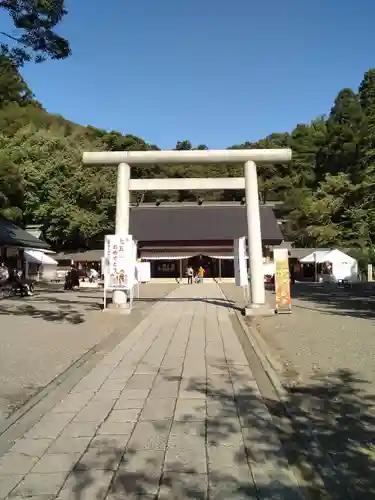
[289,282,375,320]
[0,292,102,324]
[0,303,86,324]
[36,362,327,499]
[274,369,375,499]
[51,364,375,499]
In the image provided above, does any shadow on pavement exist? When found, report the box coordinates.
[133,296,238,310]
[42,365,375,499]
[290,282,375,320]
[0,284,187,324]
[0,293,101,324]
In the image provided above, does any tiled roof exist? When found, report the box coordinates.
[0,217,49,249]
[129,204,283,243]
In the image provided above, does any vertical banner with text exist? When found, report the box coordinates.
[104,235,136,291]
[273,248,291,313]
[234,237,248,287]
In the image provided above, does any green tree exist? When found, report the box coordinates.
[1,125,116,248]
[0,54,34,105]
[175,140,192,151]
[317,89,365,182]
[359,69,375,168]
[0,142,23,219]
[288,119,327,188]
[285,173,355,247]
[0,0,70,65]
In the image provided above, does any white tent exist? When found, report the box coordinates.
[24,249,58,281]
[300,249,358,282]
[263,261,275,276]
[300,250,329,264]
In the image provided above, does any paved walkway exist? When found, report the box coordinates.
[0,283,302,500]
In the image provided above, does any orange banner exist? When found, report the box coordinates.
[273,248,291,313]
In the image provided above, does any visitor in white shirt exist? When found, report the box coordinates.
[88,267,99,283]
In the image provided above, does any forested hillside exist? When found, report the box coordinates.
[1,56,375,253]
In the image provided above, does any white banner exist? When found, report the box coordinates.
[104,235,136,290]
[234,237,248,287]
[136,262,151,283]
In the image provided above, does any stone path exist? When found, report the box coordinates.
[0,283,302,499]
[0,283,178,421]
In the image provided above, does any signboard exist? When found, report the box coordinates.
[104,235,136,291]
[136,262,151,283]
[273,248,291,313]
[234,237,248,287]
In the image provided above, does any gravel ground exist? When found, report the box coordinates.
[0,283,178,421]
[220,282,375,387]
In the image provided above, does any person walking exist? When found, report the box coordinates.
[186,266,193,284]
[198,266,205,284]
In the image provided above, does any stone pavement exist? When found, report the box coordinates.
[0,283,178,421]
[0,283,302,499]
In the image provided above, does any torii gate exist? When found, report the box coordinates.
[83,148,292,314]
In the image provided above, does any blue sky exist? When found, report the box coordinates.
[3,0,375,148]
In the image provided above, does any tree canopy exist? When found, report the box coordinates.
[0,0,70,65]
[1,56,375,253]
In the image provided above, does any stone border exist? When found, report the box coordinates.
[217,285,285,396]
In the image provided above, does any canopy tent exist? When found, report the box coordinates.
[300,250,331,264]
[24,249,58,281]
[263,261,276,276]
[0,216,49,250]
[24,250,58,265]
[300,249,358,282]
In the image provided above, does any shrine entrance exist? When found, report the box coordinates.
[83,148,291,314]
[187,255,215,278]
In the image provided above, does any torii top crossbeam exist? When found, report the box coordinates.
[83,148,292,166]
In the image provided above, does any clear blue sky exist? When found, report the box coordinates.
[5,0,375,148]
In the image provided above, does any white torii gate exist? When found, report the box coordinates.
[83,148,292,314]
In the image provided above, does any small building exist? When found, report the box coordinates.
[24,249,58,281]
[131,202,283,278]
[0,216,49,272]
[55,202,283,279]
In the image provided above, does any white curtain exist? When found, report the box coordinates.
[207,255,249,260]
[140,254,197,260]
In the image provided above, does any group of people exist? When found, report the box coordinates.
[64,265,100,290]
[64,266,80,290]
[0,262,34,296]
[186,265,205,284]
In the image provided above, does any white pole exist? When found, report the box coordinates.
[244,161,266,306]
[368,263,373,282]
[314,252,318,282]
[113,162,130,307]
[115,162,130,234]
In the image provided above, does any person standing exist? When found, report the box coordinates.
[186,266,193,284]
[88,267,98,283]
[70,266,80,289]
[198,266,205,284]
[0,262,9,284]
